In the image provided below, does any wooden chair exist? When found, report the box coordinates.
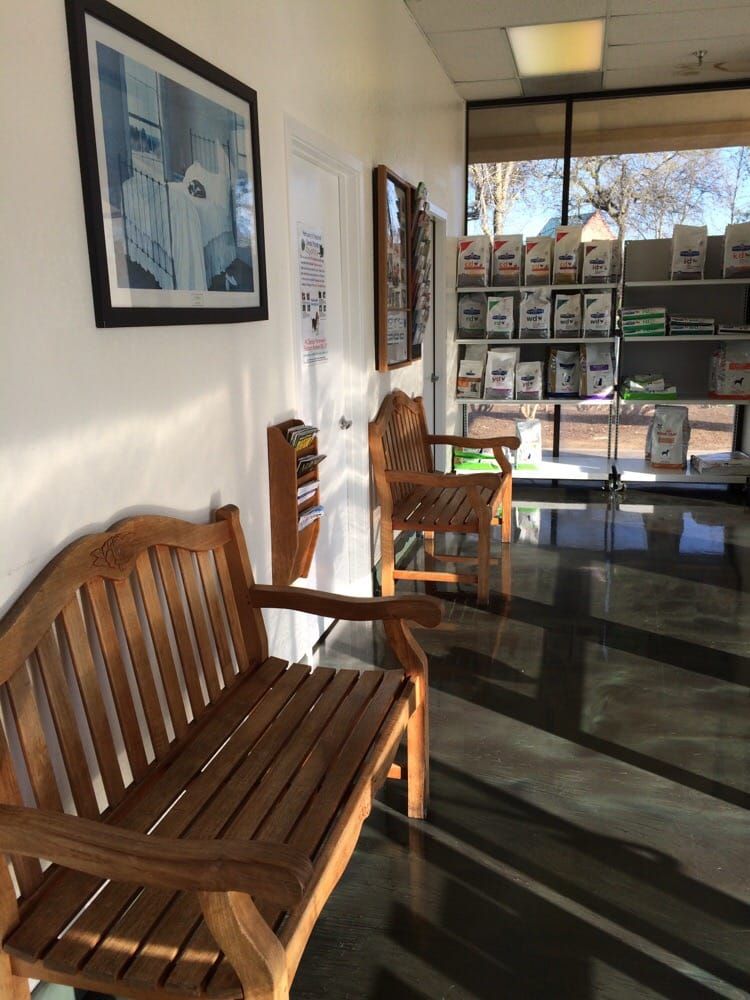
[0,505,440,999]
[369,390,519,603]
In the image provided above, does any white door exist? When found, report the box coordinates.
[287,128,370,601]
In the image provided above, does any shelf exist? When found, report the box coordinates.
[619,396,749,405]
[622,334,750,342]
[625,278,750,287]
[267,419,322,586]
[456,337,617,345]
[616,456,749,484]
[455,396,615,406]
[456,283,618,293]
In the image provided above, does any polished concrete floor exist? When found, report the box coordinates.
[290,491,750,1000]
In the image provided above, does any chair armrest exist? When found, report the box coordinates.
[249,585,441,628]
[427,434,521,452]
[0,805,311,907]
[385,470,500,489]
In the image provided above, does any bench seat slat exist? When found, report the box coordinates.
[77,664,330,985]
[4,658,288,962]
[206,669,406,996]
[121,668,359,993]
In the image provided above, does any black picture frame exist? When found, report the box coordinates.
[66,0,268,327]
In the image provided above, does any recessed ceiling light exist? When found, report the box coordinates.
[508,19,605,78]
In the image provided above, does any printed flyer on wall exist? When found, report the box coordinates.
[297,224,328,365]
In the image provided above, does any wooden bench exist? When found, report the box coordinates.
[369,390,519,603]
[0,505,440,999]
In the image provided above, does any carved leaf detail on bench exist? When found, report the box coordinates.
[90,533,133,571]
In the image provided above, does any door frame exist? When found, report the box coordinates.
[284,116,371,593]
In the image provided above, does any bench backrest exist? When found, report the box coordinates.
[369,390,433,507]
[0,504,266,905]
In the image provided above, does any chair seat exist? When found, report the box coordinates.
[392,485,501,533]
[6,659,409,999]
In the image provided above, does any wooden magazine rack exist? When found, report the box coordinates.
[267,419,323,585]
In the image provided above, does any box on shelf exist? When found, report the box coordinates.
[554,292,581,338]
[519,288,551,338]
[524,236,552,285]
[453,447,501,472]
[583,290,612,337]
[486,295,515,338]
[457,236,490,287]
[670,224,707,280]
[621,307,667,337]
[457,293,487,337]
[722,222,750,278]
[645,405,690,469]
[582,239,621,284]
[492,235,523,286]
[669,316,715,335]
[709,341,750,398]
[690,451,750,476]
[553,225,582,284]
[621,374,677,400]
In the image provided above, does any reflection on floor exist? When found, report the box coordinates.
[292,490,750,1000]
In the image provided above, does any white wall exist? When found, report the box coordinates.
[0,0,464,659]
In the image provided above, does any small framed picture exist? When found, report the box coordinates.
[374,165,412,370]
[66,0,268,326]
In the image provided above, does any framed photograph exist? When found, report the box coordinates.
[66,0,268,326]
[374,165,412,370]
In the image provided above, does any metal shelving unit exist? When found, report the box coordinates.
[455,396,614,406]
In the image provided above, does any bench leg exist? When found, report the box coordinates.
[477,524,491,604]
[501,476,513,544]
[0,957,29,1000]
[407,696,429,819]
[199,890,289,1000]
[381,523,395,597]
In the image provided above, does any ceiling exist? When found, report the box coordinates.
[404,0,750,100]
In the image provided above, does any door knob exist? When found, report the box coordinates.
[339,416,353,430]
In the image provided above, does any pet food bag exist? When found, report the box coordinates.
[709,342,750,398]
[457,294,487,337]
[583,290,612,337]
[524,236,553,285]
[486,295,515,338]
[515,419,543,470]
[554,293,581,337]
[519,289,551,338]
[456,358,484,399]
[582,239,620,284]
[723,223,750,278]
[492,235,523,286]
[548,348,580,397]
[580,343,615,398]
[670,224,707,280]
[645,405,690,469]
[553,225,582,284]
[515,361,544,400]
[457,236,490,286]
[484,348,518,400]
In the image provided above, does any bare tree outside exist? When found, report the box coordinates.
[468,147,750,239]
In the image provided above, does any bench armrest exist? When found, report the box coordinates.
[249,585,441,628]
[0,805,311,907]
[384,470,500,489]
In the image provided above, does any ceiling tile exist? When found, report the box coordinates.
[405,0,606,35]
[456,79,523,100]
[606,35,750,71]
[608,8,750,46]
[428,28,516,82]
[603,65,749,90]
[609,0,749,13]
